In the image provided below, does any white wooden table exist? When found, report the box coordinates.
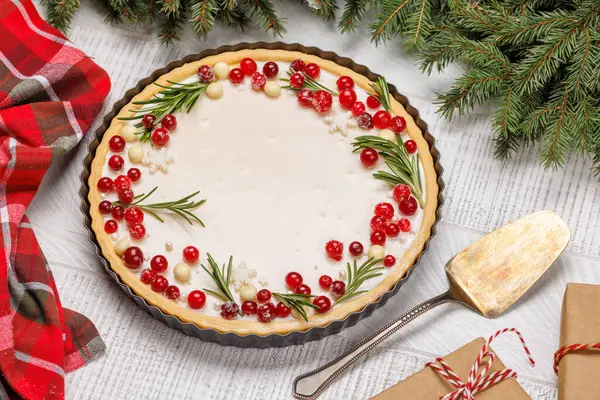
[29,2,600,398]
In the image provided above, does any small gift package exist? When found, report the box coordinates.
[554,283,600,400]
[372,329,533,400]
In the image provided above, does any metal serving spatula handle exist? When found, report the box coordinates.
[292,291,454,400]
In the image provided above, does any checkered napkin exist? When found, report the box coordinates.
[0,1,111,398]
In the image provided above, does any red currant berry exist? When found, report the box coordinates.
[404,140,417,154]
[242,301,258,315]
[339,89,357,109]
[125,206,144,226]
[262,61,279,78]
[352,101,366,117]
[370,230,387,246]
[366,95,381,109]
[104,220,118,234]
[313,296,332,313]
[275,302,291,318]
[312,90,333,113]
[285,272,303,289]
[399,196,418,216]
[384,255,396,267]
[251,72,267,90]
[187,290,206,309]
[375,202,395,220]
[129,223,146,240]
[393,184,411,203]
[289,72,305,89]
[161,114,177,131]
[304,63,320,79]
[240,58,257,76]
[373,110,392,130]
[150,255,168,273]
[385,222,400,238]
[336,76,354,90]
[297,89,313,107]
[108,155,124,171]
[99,200,113,214]
[257,302,276,322]
[325,240,344,261]
[151,127,169,147]
[140,268,156,284]
[123,246,144,269]
[97,177,114,193]
[183,245,199,264]
[360,148,378,167]
[111,205,125,220]
[294,284,311,295]
[349,241,364,256]
[127,168,141,182]
[229,68,244,84]
[391,116,406,133]
[114,175,131,191]
[357,112,373,129]
[319,275,333,290]
[330,280,346,297]
[370,215,387,231]
[151,275,168,292]
[257,289,272,303]
[197,65,215,83]
[118,189,134,205]
[109,135,126,152]
[290,59,305,72]
[398,218,411,232]
[165,285,180,300]
[220,301,239,319]
[141,114,156,129]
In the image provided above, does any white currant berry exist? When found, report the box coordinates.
[114,237,131,256]
[128,143,144,163]
[264,81,281,97]
[214,62,230,79]
[174,262,191,283]
[368,245,385,260]
[378,129,397,143]
[120,124,137,142]
[239,284,258,302]
[206,82,223,99]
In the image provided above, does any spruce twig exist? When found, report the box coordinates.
[201,254,237,306]
[272,293,318,322]
[336,258,384,304]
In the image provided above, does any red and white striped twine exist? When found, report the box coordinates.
[425,328,535,400]
[553,342,600,375]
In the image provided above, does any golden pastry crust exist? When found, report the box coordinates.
[88,49,439,336]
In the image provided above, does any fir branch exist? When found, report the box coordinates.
[243,0,286,36]
[118,81,208,130]
[339,0,374,33]
[158,4,187,44]
[43,0,81,32]
[189,0,219,38]
[272,293,318,322]
[336,258,384,304]
[304,0,338,22]
[201,254,237,304]
[113,186,206,226]
[352,135,425,207]
[217,3,249,28]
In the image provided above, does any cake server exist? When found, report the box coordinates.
[292,209,571,399]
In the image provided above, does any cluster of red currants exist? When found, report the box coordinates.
[226,58,279,90]
[140,113,177,148]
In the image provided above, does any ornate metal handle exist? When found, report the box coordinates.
[292,291,454,400]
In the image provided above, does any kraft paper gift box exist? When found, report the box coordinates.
[372,338,530,400]
[557,283,600,400]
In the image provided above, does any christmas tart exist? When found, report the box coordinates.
[88,49,439,336]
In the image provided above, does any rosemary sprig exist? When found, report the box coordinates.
[280,71,337,95]
[352,136,425,208]
[201,254,237,305]
[113,186,206,226]
[369,77,392,113]
[118,81,208,142]
[272,293,318,322]
[336,258,384,304]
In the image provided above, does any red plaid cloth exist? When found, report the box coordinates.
[0,1,111,399]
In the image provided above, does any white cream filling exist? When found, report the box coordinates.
[102,62,426,318]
